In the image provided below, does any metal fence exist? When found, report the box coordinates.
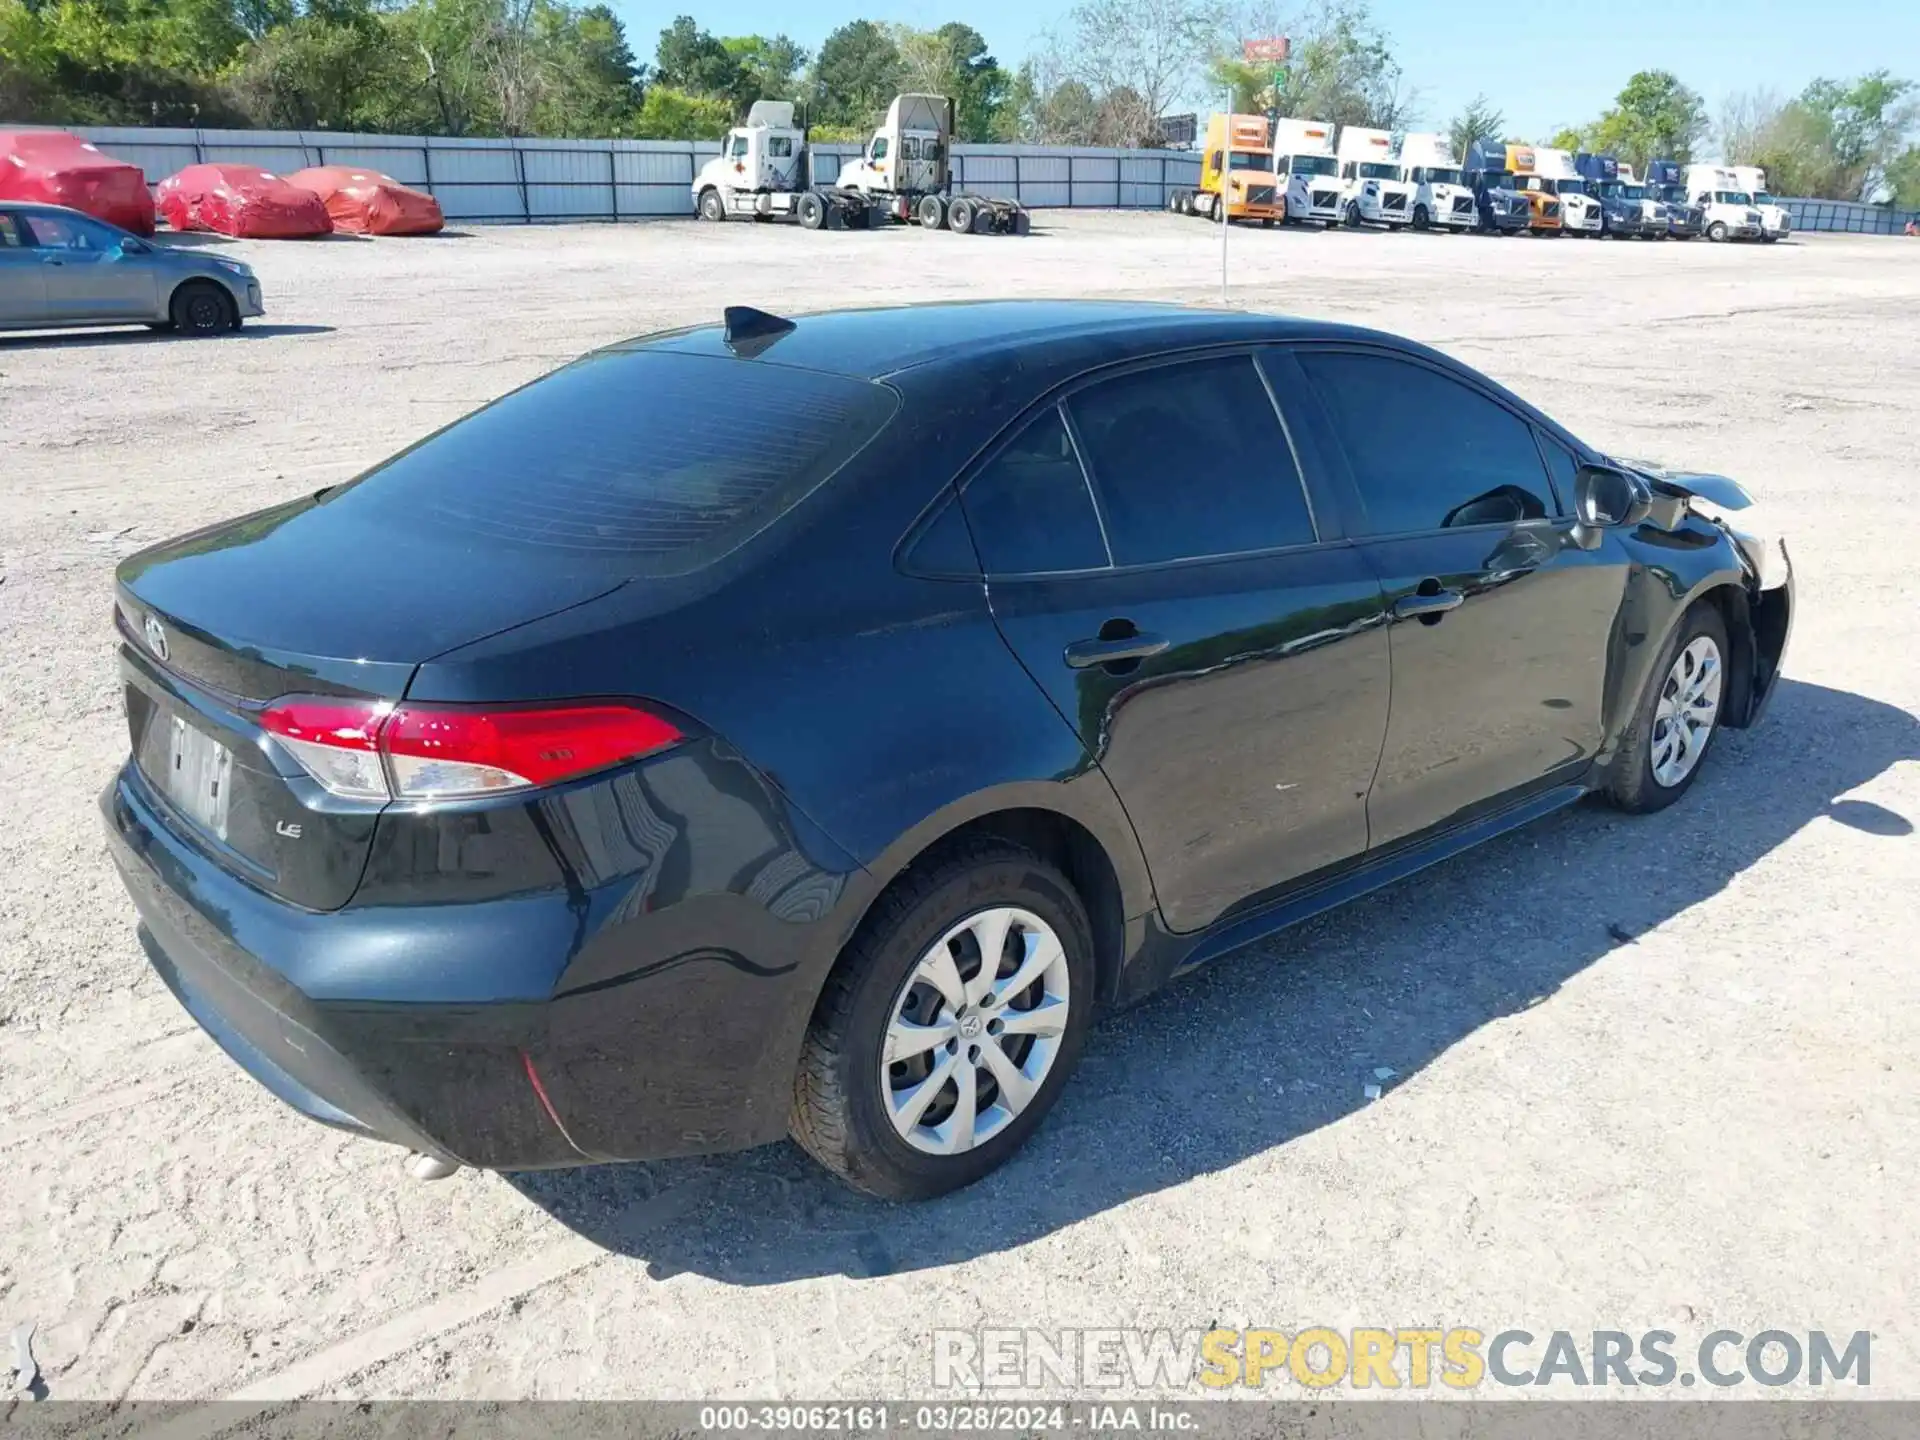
[1778,197,1917,235]
[47,126,1920,232]
[63,126,1204,222]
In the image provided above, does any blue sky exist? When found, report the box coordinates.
[610,0,1920,146]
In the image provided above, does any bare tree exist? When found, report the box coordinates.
[1718,87,1787,164]
[482,0,549,136]
[1062,0,1215,146]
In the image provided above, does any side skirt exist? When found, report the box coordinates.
[1171,782,1591,979]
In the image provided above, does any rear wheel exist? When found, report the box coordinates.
[797,191,827,231]
[170,280,236,336]
[791,840,1095,1199]
[946,197,975,234]
[1607,603,1730,813]
[697,187,727,222]
[917,194,947,230]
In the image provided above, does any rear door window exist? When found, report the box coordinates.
[319,350,898,575]
[1065,354,1318,566]
[959,407,1109,575]
[1296,350,1555,535]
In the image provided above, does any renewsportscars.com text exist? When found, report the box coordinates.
[933,1327,1873,1391]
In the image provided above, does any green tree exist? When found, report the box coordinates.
[1546,125,1584,151]
[889,22,1006,140]
[226,6,403,131]
[1585,69,1708,169]
[653,14,738,98]
[1885,146,1920,207]
[533,2,641,135]
[809,18,899,128]
[631,83,730,139]
[723,33,806,111]
[1447,93,1504,161]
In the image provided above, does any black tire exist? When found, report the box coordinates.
[797,191,826,231]
[170,280,235,335]
[1413,204,1430,230]
[918,194,947,230]
[1708,220,1728,242]
[697,187,727,222]
[1605,602,1731,814]
[946,198,975,234]
[1344,201,1362,229]
[790,839,1096,1200]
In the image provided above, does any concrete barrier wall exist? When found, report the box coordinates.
[60,126,1205,222]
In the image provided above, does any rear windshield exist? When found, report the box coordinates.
[316,351,897,574]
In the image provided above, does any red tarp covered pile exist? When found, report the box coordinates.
[0,130,156,235]
[285,166,444,235]
[156,163,333,239]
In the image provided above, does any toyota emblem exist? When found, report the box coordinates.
[143,614,169,663]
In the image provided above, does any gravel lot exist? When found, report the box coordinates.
[2,212,1917,1407]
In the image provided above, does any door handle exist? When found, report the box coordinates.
[1393,589,1464,620]
[41,257,64,266]
[1064,632,1170,669]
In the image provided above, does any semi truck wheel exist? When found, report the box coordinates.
[1413,204,1430,230]
[698,188,727,222]
[798,192,827,230]
[947,198,975,234]
[1708,220,1728,242]
[918,195,947,230]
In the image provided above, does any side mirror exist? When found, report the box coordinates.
[115,237,150,257]
[1574,463,1652,529]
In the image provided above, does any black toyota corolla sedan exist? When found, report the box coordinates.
[103,300,1794,1200]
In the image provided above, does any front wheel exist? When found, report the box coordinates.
[790,840,1096,1199]
[170,280,236,335]
[1607,603,1730,813]
[1708,220,1728,242]
[1413,204,1430,230]
[697,187,727,222]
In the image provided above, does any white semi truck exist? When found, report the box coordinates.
[1728,165,1792,242]
[1272,118,1343,226]
[1335,124,1415,227]
[1526,146,1604,236]
[1394,132,1477,231]
[692,95,1029,234]
[1683,166,1765,242]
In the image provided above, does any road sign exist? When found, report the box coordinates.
[1243,36,1290,64]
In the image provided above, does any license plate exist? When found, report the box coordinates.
[165,715,233,839]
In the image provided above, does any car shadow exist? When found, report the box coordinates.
[507,677,1919,1278]
[0,323,335,349]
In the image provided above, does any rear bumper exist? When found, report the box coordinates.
[102,747,852,1168]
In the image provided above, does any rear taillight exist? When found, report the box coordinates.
[259,697,681,801]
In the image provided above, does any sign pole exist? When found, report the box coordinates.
[1220,81,1231,304]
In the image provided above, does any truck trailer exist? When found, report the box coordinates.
[1272,118,1344,226]
[1169,113,1282,225]
[692,95,1028,234]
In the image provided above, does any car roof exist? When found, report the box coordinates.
[620,300,1399,381]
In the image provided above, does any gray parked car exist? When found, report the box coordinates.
[0,201,263,335]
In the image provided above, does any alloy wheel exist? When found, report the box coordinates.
[1651,635,1723,788]
[880,906,1071,1156]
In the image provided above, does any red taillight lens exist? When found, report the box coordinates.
[258,697,681,802]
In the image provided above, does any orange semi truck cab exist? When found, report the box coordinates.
[1171,113,1282,224]
[1504,145,1563,233]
